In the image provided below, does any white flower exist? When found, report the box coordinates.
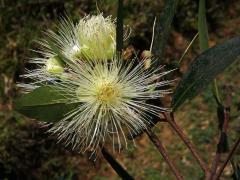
[44,14,117,62]
[46,57,173,152]
[20,14,122,86]
[19,13,172,153]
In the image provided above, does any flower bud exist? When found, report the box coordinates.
[46,56,64,74]
[76,14,116,60]
[141,50,152,69]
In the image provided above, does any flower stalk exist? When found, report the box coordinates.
[101,147,134,180]
[146,128,183,180]
[164,112,210,176]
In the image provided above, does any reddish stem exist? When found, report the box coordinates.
[209,154,221,180]
[164,112,210,176]
[146,129,184,180]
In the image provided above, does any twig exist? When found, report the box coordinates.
[178,32,199,64]
[146,128,184,180]
[214,137,240,180]
[209,154,221,180]
[164,112,210,176]
[101,147,134,180]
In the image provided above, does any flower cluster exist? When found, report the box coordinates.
[20,14,173,153]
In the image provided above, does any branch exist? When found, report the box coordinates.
[146,128,184,180]
[101,147,134,180]
[214,137,240,180]
[164,112,210,176]
[209,154,221,180]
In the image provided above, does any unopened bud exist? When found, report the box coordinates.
[46,56,64,74]
[77,14,116,60]
[141,50,152,69]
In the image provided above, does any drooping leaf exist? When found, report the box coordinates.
[14,86,79,122]
[151,0,178,67]
[172,37,240,111]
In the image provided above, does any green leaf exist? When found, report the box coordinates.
[14,86,79,122]
[198,0,221,102]
[172,37,240,111]
[198,0,209,51]
[116,0,123,52]
[151,0,178,67]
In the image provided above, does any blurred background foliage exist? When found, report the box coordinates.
[0,0,240,179]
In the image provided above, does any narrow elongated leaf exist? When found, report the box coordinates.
[116,0,123,52]
[14,86,79,122]
[172,37,240,111]
[198,0,209,51]
[198,0,221,102]
[151,0,178,67]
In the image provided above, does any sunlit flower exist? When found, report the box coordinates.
[46,56,64,74]
[21,14,124,85]
[19,13,173,153]
[76,15,116,60]
[45,56,173,152]
[44,14,118,62]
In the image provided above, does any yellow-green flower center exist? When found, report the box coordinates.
[95,83,120,105]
